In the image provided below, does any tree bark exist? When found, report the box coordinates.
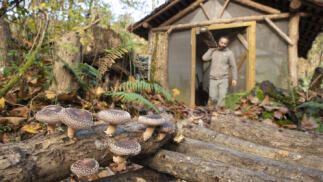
[178,121,323,171]
[93,168,175,182]
[0,16,11,68]
[140,150,292,182]
[51,32,81,94]
[167,138,323,182]
[209,115,323,158]
[0,122,176,182]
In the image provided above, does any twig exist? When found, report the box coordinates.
[0,10,49,97]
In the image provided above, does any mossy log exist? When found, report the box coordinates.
[167,138,323,182]
[93,168,175,182]
[210,115,323,158]
[0,122,176,182]
[178,122,323,170]
[141,150,292,182]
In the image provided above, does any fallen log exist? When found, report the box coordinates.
[93,168,175,182]
[0,122,175,182]
[179,122,323,171]
[167,138,323,182]
[140,150,292,182]
[210,115,323,158]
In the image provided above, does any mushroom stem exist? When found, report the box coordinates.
[113,156,126,164]
[156,132,166,141]
[105,124,116,136]
[142,126,155,141]
[47,124,55,133]
[67,127,75,138]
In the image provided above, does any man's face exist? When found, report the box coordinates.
[218,38,229,49]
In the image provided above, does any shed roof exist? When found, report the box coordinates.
[128,0,323,58]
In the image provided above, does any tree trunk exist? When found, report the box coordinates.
[167,138,323,182]
[209,115,323,158]
[51,32,81,94]
[0,122,176,182]
[93,168,175,182]
[0,16,11,68]
[178,122,323,171]
[140,150,292,182]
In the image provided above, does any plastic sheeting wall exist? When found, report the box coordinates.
[167,0,289,104]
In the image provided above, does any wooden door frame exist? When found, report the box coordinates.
[190,21,256,106]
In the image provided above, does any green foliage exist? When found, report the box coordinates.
[262,111,274,119]
[224,90,249,110]
[255,86,265,100]
[276,120,294,126]
[0,124,12,134]
[119,80,173,103]
[296,101,323,116]
[106,92,159,113]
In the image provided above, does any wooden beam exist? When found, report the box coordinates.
[132,0,182,30]
[160,0,204,26]
[264,17,294,45]
[199,2,211,20]
[153,13,291,32]
[191,28,196,106]
[237,50,248,71]
[288,13,300,87]
[237,33,248,49]
[218,0,231,19]
[233,0,281,14]
[246,21,256,90]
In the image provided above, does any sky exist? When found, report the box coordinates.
[105,0,166,22]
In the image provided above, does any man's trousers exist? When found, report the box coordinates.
[209,78,228,107]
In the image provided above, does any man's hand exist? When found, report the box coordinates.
[232,80,237,87]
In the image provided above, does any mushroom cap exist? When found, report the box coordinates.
[159,122,176,133]
[70,158,99,177]
[108,140,141,156]
[97,109,131,125]
[138,114,165,126]
[59,108,93,130]
[35,105,63,124]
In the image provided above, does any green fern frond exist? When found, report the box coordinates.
[118,80,172,103]
[99,47,128,75]
[106,92,159,113]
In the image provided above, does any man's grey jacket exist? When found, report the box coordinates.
[202,48,238,81]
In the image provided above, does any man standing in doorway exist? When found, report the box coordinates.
[202,36,238,107]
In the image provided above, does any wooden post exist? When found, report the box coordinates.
[233,0,281,14]
[147,31,153,80]
[199,3,211,20]
[288,13,300,87]
[237,50,248,70]
[264,17,294,45]
[237,33,248,49]
[161,0,204,26]
[218,0,230,18]
[246,21,256,90]
[191,28,196,106]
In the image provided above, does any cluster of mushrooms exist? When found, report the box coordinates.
[35,105,175,180]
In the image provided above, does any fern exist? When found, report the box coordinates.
[99,47,128,75]
[118,80,173,103]
[106,92,159,113]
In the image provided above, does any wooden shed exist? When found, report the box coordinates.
[129,0,323,105]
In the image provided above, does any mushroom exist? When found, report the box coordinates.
[96,109,131,136]
[157,122,176,141]
[108,139,141,171]
[35,105,63,133]
[59,108,93,138]
[70,158,99,182]
[138,114,165,141]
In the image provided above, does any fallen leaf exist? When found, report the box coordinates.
[0,97,5,109]
[301,117,319,130]
[0,117,26,126]
[278,150,290,157]
[98,167,115,178]
[262,119,275,126]
[274,111,283,120]
[45,90,57,99]
[21,123,42,134]
[10,107,29,118]
[278,107,289,114]
[282,124,297,129]
[259,95,270,106]
[2,133,10,143]
[172,88,180,96]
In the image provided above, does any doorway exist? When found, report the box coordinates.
[190,21,256,106]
